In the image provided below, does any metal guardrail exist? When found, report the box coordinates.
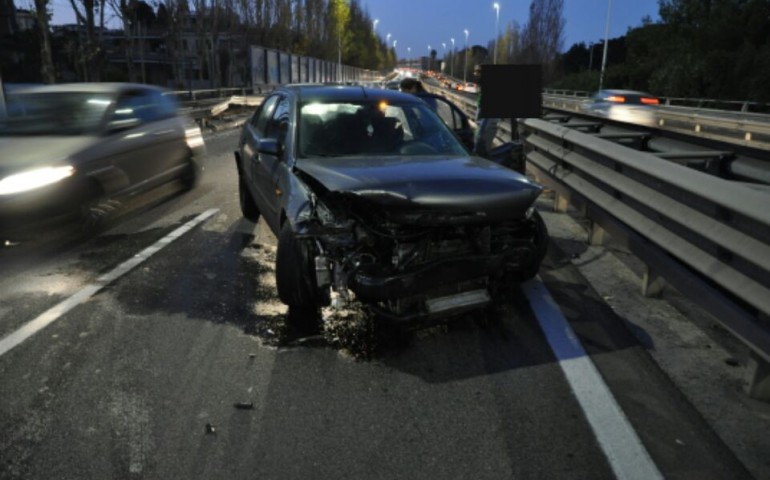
[520,118,770,398]
[429,84,770,398]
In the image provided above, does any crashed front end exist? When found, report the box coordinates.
[294,186,545,325]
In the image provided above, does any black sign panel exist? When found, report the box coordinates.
[478,64,542,119]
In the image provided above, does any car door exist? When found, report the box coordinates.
[99,89,183,195]
[241,94,279,202]
[251,94,291,231]
[419,93,474,151]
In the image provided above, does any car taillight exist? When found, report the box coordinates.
[605,95,625,103]
[185,125,205,149]
[641,97,659,105]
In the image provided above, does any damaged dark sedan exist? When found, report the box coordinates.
[234,84,547,328]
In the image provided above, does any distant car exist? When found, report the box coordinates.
[580,89,660,127]
[0,82,205,240]
[461,82,479,94]
[234,84,548,330]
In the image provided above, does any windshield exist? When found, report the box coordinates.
[0,91,114,136]
[298,100,467,158]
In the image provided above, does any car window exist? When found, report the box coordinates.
[0,91,113,136]
[264,96,290,145]
[155,92,180,119]
[112,91,165,125]
[432,96,466,130]
[298,100,466,158]
[250,95,279,136]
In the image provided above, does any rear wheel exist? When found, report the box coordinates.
[181,158,203,190]
[238,176,260,222]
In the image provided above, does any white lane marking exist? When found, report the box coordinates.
[0,209,219,357]
[523,277,664,480]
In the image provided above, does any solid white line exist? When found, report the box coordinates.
[0,209,219,357]
[522,277,664,480]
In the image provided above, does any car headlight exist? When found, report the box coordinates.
[0,166,75,195]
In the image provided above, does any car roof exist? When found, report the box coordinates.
[9,82,170,95]
[278,84,423,104]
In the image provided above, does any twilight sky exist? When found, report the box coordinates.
[49,0,661,58]
[361,0,661,58]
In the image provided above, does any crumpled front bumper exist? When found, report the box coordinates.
[350,253,512,302]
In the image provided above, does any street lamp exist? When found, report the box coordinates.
[427,45,432,71]
[393,40,397,65]
[373,18,379,32]
[463,29,469,84]
[407,46,411,69]
[599,0,612,90]
[450,37,455,78]
[442,42,446,73]
[493,2,500,64]
[386,33,391,45]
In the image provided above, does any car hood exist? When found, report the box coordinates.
[295,155,543,221]
[0,136,98,173]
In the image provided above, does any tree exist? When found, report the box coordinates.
[67,0,107,81]
[328,0,350,77]
[520,0,564,81]
[32,0,56,83]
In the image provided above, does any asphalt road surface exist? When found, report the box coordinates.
[0,128,766,479]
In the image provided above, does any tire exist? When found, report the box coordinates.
[238,176,260,222]
[78,182,114,235]
[511,210,549,282]
[181,158,203,190]
[275,222,322,309]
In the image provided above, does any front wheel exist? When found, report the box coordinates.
[275,222,325,332]
[510,210,549,282]
[275,221,318,308]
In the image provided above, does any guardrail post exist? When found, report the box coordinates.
[746,351,770,401]
[642,266,665,298]
[553,193,569,213]
[588,221,605,246]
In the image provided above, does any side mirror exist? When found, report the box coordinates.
[258,138,283,156]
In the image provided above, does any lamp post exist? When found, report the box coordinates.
[599,0,612,90]
[442,42,446,73]
[372,18,379,32]
[407,46,411,69]
[393,40,397,67]
[493,2,500,64]
[427,45,431,71]
[386,33,391,45]
[450,37,455,78]
[463,29,469,84]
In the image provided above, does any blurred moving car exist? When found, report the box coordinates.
[580,89,660,127]
[0,82,205,239]
[234,84,548,330]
